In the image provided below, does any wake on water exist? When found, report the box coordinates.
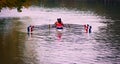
[27,24,92,42]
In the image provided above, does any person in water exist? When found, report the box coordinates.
[27,25,34,33]
[89,25,92,33]
[55,18,64,29]
[27,25,31,33]
[84,24,92,33]
[84,24,89,33]
[55,18,64,40]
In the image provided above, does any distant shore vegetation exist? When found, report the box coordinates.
[0,0,37,12]
[0,0,120,12]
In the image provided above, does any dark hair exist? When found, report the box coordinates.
[57,18,61,23]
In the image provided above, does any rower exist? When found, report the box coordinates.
[55,18,64,30]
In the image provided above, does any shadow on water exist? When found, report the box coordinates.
[93,21,120,64]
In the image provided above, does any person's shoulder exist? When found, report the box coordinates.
[55,21,58,24]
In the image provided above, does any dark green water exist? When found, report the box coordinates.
[0,1,120,64]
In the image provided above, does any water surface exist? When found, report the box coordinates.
[0,1,120,64]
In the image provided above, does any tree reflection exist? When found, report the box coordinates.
[0,18,26,64]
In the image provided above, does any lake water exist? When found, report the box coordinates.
[0,1,120,64]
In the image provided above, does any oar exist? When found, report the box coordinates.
[48,19,51,35]
[48,23,50,35]
[67,24,71,32]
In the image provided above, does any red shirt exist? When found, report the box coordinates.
[55,22,63,27]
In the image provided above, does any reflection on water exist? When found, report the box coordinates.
[0,1,120,64]
[0,18,26,64]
